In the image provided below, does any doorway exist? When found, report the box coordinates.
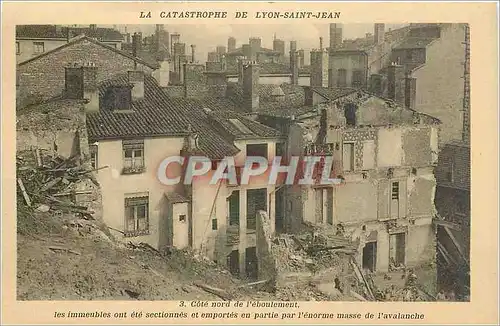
[227,250,239,276]
[245,247,258,280]
[362,241,377,272]
[389,232,406,267]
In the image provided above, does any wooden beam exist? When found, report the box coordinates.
[444,226,469,266]
[434,219,462,232]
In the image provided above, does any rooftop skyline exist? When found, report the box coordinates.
[109,23,407,64]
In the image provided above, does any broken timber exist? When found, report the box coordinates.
[17,178,31,207]
[193,281,233,301]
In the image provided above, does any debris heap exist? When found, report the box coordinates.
[16,149,103,220]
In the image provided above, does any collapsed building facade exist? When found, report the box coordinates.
[16,24,459,300]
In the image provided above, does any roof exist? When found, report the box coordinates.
[394,37,436,50]
[225,82,306,113]
[88,74,240,159]
[207,110,282,139]
[164,192,190,204]
[16,25,123,41]
[310,87,358,101]
[18,36,158,69]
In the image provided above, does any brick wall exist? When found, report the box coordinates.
[17,38,154,107]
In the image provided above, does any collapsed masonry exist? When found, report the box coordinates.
[255,211,434,301]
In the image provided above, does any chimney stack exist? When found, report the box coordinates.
[228,37,236,52]
[387,63,405,105]
[89,24,97,31]
[190,44,196,63]
[64,62,99,112]
[290,51,299,85]
[128,70,145,101]
[242,61,260,112]
[374,23,385,45]
[329,23,343,51]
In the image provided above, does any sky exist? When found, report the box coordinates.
[108,23,406,64]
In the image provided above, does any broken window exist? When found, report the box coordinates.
[228,190,240,226]
[246,143,268,159]
[33,41,45,54]
[342,142,355,172]
[337,69,347,87]
[122,139,145,174]
[124,195,149,237]
[246,188,267,231]
[90,144,98,169]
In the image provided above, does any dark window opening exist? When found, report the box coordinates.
[389,233,406,267]
[352,70,364,88]
[227,250,239,276]
[362,241,377,272]
[245,247,258,280]
[246,143,268,159]
[246,188,267,231]
[228,190,240,226]
[16,42,20,54]
[391,182,399,200]
[276,142,286,158]
[103,86,132,111]
[344,103,357,126]
[212,218,218,230]
[179,214,186,222]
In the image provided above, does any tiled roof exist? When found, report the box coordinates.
[18,36,158,69]
[310,87,358,101]
[256,105,316,119]
[87,74,241,159]
[226,82,305,108]
[394,37,436,50]
[16,25,123,41]
[207,110,282,139]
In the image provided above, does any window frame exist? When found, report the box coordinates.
[33,41,45,54]
[342,142,355,172]
[124,196,149,237]
[122,139,145,174]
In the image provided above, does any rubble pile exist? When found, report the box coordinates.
[269,225,365,301]
[16,149,101,222]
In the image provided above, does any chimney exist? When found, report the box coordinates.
[190,44,196,63]
[319,37,323,50]
[387,64,405,105]
[64,62,99,112]
[290,51,299,85]
[228,37,236,52]
[170,33,180,58]
[249,37,261,61]
[55,25,62,35]
[132,32,142,57]
[237,58,245,85]
[329,23,343,51]
[128,70,145,101]
[310,49,329,87]
[242,61,260,112]
[374,23,385,45]
[404,76,417,110]
[89,24,97,31]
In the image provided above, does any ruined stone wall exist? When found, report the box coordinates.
[255,210,277,285]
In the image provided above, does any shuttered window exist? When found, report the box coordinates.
[246,188,267,230]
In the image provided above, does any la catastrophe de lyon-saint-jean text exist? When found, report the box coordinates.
[140,11,340,19]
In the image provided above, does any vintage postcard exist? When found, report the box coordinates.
[1,1,498,325]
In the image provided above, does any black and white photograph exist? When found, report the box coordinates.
[15,22,471,303]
